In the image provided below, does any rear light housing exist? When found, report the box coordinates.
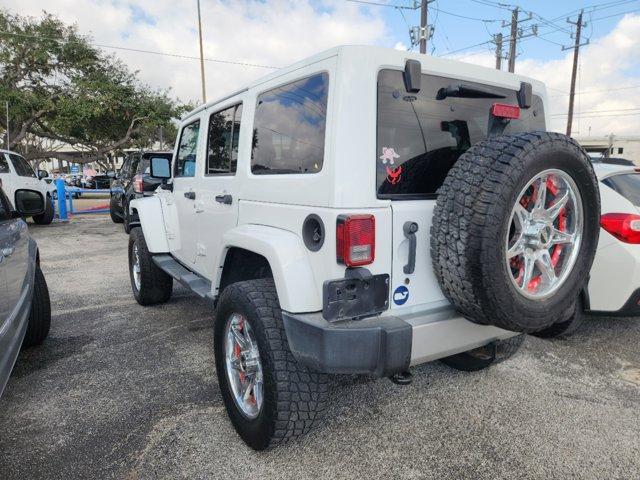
[491,103,520,119]
[336,214,375,267]
[133,174,143,193]
[601,213,640,244]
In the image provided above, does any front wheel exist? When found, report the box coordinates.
[32,195,54,225]
[128,228,172,305]
[214,278,328,450]
[440,335,525,372]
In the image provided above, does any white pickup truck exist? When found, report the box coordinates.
[128,46,600,449]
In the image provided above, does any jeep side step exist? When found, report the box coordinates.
[152,254,212,299]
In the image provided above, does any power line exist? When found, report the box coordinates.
[550,107,640,116]
[0,29,279,69]
[550,84,640,97]
[344,0,415,9]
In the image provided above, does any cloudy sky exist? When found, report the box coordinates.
[3,0,639,137]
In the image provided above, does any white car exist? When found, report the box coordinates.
[0,149,54,225]
[535,162,640,337]
[128,46,601,449]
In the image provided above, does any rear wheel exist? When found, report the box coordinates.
[128,227,172,305]
[441,335,525,372]
[22,266,51,348]
[431,132,600,333]
[214,278,328,450]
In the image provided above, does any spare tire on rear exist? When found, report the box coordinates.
[430,132,599,333]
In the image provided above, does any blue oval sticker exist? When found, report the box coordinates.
[393,285,409,306]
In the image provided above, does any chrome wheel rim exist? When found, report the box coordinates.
[506,168,583,300]
[224,313,263,419]
[132,244,142,291]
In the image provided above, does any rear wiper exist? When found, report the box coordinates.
[436,84,506,100]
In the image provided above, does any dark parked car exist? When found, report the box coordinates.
[85,173,113,189]
[109,151,172,232]
[0,185,51,398]
[592,157,635,167]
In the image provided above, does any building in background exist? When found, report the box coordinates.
[576,135,640,165]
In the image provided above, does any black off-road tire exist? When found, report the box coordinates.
[533,296,585,338]
[32,195,54,225]
[214,278,329,450]
[128,227,172,305]
[22,266,51,348]
[441,335,525,372]
[110,197,124,223]
[431,132,600,333]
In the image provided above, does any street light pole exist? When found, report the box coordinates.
[197,0,207,104]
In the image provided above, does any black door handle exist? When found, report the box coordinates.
[184,191,196,200]
[215,194,233,205]
[403,221,419,274]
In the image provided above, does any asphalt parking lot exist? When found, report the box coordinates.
[1,215,640,479]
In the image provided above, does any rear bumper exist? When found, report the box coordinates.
[590,288,640,317]
[282,305,518,377]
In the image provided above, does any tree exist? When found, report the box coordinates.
[0,10,188,168]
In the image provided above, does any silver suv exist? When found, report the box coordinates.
[0,184,51,398]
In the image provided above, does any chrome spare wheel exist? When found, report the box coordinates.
[132,243,142,291]
[506,168,583,300]
[224,313,264,419]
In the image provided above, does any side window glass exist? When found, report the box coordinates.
[251,73,329,174]
[175,120,201,177]
[0,154,9,173]
[206,104,243,175]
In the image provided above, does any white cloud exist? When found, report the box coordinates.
[394,41,407,51]
[4,0,387,103]
[451,14,640,136]
[4,2,639,136]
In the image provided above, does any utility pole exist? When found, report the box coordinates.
[419,0,429,54]
[493,33,503,70]
[564,9,587,137]
[196,0,207,104]
[507,7,519,73]
[4,101,9,149]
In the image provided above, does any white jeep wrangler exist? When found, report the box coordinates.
[129,46,600,450]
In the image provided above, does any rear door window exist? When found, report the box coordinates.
[9,154,36,178]
[0,154,9,173]
[175,120,201,177]
[206,103,242,175]
[251,73,328,175]
[602,173,640,206]
[376,70,545,198]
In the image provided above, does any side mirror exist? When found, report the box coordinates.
[150,157,172,179]
[14,189,45,217]
[38,169,49,180]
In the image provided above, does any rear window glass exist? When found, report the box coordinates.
[376,70,545,198]
[602,173,640,206]
[10,153,36,178]
[251,73,328,175]
[0,154,9,173]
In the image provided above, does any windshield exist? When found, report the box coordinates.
[602,173,640,207]
[376,70,546,198]
[9,153,36,178]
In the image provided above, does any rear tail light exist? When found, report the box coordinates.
[133,174,143,193]
[601,213,640,243]
[491,103,520,119]
[336,214,375,267]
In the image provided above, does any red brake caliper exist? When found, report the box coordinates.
[512,177,562,293]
